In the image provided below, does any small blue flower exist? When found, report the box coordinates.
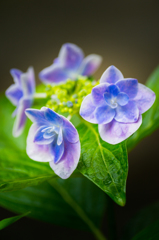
[39,43,102,84]
[25,107,80,179]
[5,67,35,137]
[80,66,156,144]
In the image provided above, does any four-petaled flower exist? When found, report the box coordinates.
[25,107,80,179]
[5,67,35,137]
[80,66,156,144]
[39,43,102,84]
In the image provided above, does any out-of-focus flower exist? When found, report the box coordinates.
[39,43,102,84]
[25,107,80,179]
[5,67,35,137]
[80,66,156,144]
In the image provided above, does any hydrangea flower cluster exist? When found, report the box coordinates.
[80,66,156,144]
[39,43,102,83]
[25,107,80,179]
[5,67,35,137]
[5,43,156,179]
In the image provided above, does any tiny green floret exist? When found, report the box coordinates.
[45,76,99,115]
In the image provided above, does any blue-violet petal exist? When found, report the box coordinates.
[58,43,84,70]
[95,105,115,124]
[92,83,110,106]
[34,126,55,145]
[116,78,138,99]
[50,138,64,163]
[115,101,139,123]
[117,92,129,106]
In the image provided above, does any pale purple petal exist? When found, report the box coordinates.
[133,83,156,114]
[62,116,79,143]
[115,101,139,123]
[50,138,64,163]
[12,107,18,117]
[5,84,23,106]
[117,92,129,106]
[43,127,56,139]
[80,94,97,123]
[53,58,59,64]
[13,97,33,137]
[57,128,63,145]
[92,83,110,106]
[10,68,23,85]
[95,105,115,124]
[116,78,138,99]
[49,139,80,179]
[98,115,142,145]
[39,65,69,84]
[21,67,35,96]
[100,65,124,84]
[79,54,102,76]
[34,126,55,145]
[26,123,53,162]
[58,43,84,70]
[44,108,63,126]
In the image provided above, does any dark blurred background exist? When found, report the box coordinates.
[0,0,159,239]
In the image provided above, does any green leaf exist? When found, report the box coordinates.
[127,66,159,151]
[77,121,128,206]
[131,219,159,240]
[0,177,107,235]
[0,147,56,192]
[0,212,30,230]
[122,201,159,240]
[0,94,57,192]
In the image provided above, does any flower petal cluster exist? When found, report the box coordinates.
[25,107,80,179]
[80,66,156,144]
[5,67,35,137]
[39,43,102,84]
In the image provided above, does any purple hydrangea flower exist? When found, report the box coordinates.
[25,107,80,179]
[39,43,102,84]
[5,67,35,137]
[80,66,156,144]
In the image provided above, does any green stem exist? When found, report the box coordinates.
[67,114,73,121]
[49,180,107,240]
[34,93,47,99]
